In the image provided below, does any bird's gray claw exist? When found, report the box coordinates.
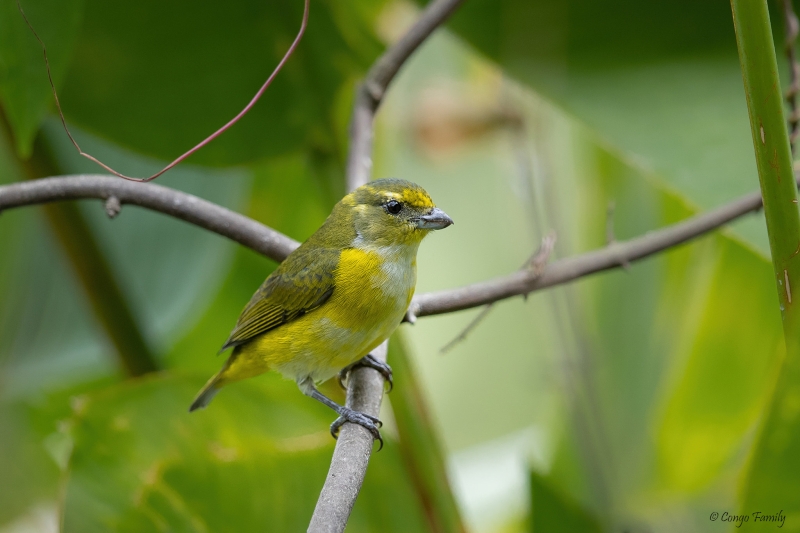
[338,354,393,393]
[330,408,384,450]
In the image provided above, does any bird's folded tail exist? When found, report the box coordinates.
[189,373,223,412]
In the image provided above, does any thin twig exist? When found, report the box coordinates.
[440,232,556,353]
[605,200,617,244]
[17,0,309,182]
[605,200,630,270]
[439,304,494,354]
[782,0,800,155]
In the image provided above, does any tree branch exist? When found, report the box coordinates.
[0,174,299,260]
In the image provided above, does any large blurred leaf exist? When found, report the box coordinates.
[62,373,430,533]
[529,471,602,533]
[0,376,119,530]
[45,122,252,349]
[1,122,252,397]
[377,25,786,530]
[57,0,386,167]
[0,0,84,157]
[0,401,61,526]
[656,239,783,493]
[440,0,772,252]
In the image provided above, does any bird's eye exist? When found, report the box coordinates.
[385,200,402,215]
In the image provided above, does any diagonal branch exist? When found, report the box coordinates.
[409,184,774,319]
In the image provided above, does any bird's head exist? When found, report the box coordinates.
[335,178,453,248]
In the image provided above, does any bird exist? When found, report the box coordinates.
[189,178,453,446]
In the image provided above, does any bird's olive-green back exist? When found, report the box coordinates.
[221,179,434,350]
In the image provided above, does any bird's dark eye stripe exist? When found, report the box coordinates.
[385,200,402,214]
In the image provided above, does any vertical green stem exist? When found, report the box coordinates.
[14,126,158,377]
[730,0,800,516]
[389,334,467,533]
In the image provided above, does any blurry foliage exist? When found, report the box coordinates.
[529,471,602,533]
[61,374,428,533]
[0,0,798,532]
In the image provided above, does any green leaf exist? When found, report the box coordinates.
[0,0,84,157]
[656,239,783,492]
[62,373,431,532]
[529,471,602,533]
[56,0,387,167]
[438,0,772,252]
[0,401,61,526]
[388,335,466,533]
[0,376,117,528]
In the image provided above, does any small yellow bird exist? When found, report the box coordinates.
[190,179,452,444]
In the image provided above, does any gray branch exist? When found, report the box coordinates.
[0,174,299,260]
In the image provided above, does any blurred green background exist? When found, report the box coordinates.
[0,0,797,531]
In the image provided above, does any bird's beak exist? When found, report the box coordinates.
[416,207,453,230]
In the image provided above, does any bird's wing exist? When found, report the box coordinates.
[220,247,339,351]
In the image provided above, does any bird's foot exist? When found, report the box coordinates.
[338,353,393,392]
[330,407,383,450]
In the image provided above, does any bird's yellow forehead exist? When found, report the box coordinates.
[375,188,435,210]
[345,178,437,211]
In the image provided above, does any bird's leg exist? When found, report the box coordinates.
[297,377,383,449]
[337,353,393,392]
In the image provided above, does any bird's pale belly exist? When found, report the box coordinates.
[229,246,416,384]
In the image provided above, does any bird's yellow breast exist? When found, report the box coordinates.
[226,243,418,384]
